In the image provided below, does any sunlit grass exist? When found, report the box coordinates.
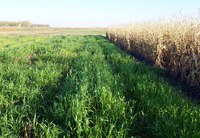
[0,35,199,137]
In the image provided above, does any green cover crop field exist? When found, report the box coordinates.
[0,35,200,137]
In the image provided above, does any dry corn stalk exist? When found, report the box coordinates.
[106,19,200,87]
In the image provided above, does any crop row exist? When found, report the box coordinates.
[106,20,200,87]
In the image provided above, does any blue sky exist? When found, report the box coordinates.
[0,0,199,27]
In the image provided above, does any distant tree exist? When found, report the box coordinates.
[0,21,49,28]
[21,21,31,27]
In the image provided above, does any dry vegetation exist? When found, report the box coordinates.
[107,18,200,87]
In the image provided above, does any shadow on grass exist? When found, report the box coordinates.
[19,54,73,137]
[94,35,200,137]
[102,35,200,104]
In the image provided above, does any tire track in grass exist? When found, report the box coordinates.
[0,36,84,137]
[18,36,85,137]
[51,36,136,137]
[96,35,200,137]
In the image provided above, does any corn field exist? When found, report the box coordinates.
[106,19,200,87]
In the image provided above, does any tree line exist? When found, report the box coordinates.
[0,21,49,27]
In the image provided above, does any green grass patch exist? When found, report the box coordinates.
[0,35,199,137]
